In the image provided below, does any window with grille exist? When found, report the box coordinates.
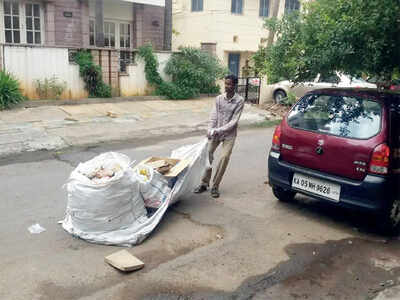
[89,20,95,46]
[231,0,243,14]
[104,22,115,48]
[4,1,20,43]
[119,23,130,48]
[120,51,134,73]
[259,0,269,17]
[191,0,203,12]
[25,3,41,44]
[285,0,300,13]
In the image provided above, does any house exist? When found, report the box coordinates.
[0,0,172,99]
[172,0,300,77]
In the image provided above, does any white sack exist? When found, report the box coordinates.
[169,138,209,205]
[134,164,171,208]
[62,152,147,234]
[62,139,208,246]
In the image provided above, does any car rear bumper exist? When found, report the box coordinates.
[268,151,393,211]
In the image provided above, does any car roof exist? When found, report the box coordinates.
[306,88,400,103]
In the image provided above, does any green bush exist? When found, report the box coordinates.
[35,76,66,99]
[165,47,228,94]
[0,71,25,110]
[74,50,111,98]
[138,45,163,86]
[281,91,297,106]
[138,44,227,100]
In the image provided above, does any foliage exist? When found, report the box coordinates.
[35,76,66,99]
[281,91,297,107]
[74,50,111,98]
[138,44,227,100]
[138,44,164,86]
[0,71,25,110]
[165,47,228,94]
[253,0,400,87]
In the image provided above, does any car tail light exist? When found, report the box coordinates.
[271,125,282,151]
[368,143,390,175]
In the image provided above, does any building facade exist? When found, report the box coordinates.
[172,0,300,78]
[0,0,172,99]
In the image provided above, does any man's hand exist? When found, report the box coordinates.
[207,129,218,139]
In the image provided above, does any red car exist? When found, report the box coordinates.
[268,88,400,233]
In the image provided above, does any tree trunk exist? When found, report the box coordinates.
[267,0,281,47]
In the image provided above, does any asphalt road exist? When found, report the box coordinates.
[1,128,400,300]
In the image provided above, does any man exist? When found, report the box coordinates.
[194,74,245,198]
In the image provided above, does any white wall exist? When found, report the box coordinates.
[172,0,281,55]
[3,46,87,99]
[4,46,172,99]
[120,52,172,96]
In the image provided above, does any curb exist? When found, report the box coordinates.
[16,93,219,108]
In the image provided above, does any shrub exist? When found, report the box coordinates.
[281,91,297,106]
[0,71,25,110]
[165,47,228,94]
[74,50,111,98]
[35,76,66,99]
[138,44,227,100]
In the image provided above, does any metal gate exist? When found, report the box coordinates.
[237,77,261,104]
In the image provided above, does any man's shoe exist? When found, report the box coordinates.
[194,185,208,194]
[211,187,220,198]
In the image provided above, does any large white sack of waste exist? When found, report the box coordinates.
[61,139,208,246]
[133,164,171,208]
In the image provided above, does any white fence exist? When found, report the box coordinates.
[4,46,87,99]
[3,45,172,100]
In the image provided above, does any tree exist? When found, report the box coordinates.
[253,0,400,87]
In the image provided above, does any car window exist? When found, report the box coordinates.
[287,94,382,139]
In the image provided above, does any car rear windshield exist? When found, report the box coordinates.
[287,94,382,139]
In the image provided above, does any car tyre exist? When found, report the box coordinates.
[272,186,296,202]
[274,90,287,104]
[379,198,400,236]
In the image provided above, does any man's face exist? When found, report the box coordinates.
[225,79,235,94]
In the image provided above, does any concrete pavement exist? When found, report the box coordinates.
[0,97,273,159]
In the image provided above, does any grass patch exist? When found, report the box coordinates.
[253,119,282,128]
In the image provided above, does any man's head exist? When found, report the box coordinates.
[225,74,238,95]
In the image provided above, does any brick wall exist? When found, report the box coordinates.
[54,0,84,47]
[45,3,56,46]
[135,4,165,50]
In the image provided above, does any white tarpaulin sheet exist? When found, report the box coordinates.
[121,0,165,7]
[62,139,208,247]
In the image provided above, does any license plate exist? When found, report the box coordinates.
[292,173,341,202]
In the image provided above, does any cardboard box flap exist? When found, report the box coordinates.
[139,156,191,177]
[105,250,144,272]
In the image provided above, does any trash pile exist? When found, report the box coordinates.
[61,139,208,246]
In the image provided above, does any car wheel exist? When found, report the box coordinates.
[379,198,400,235]
[272,186,296,202]
[274,90,287,104]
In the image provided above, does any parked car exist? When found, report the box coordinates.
[270,73,377,103]
[390,79,400,91]
[268,88,400,233]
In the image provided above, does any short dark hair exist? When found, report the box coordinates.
[225,74,238,86]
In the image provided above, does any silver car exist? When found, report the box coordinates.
[269,73,377,103]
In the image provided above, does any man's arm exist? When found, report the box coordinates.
[208,98,218,132]
[215,100,244,135]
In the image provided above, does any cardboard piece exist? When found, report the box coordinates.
[105,250,145,272]
[140,156,191,178]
